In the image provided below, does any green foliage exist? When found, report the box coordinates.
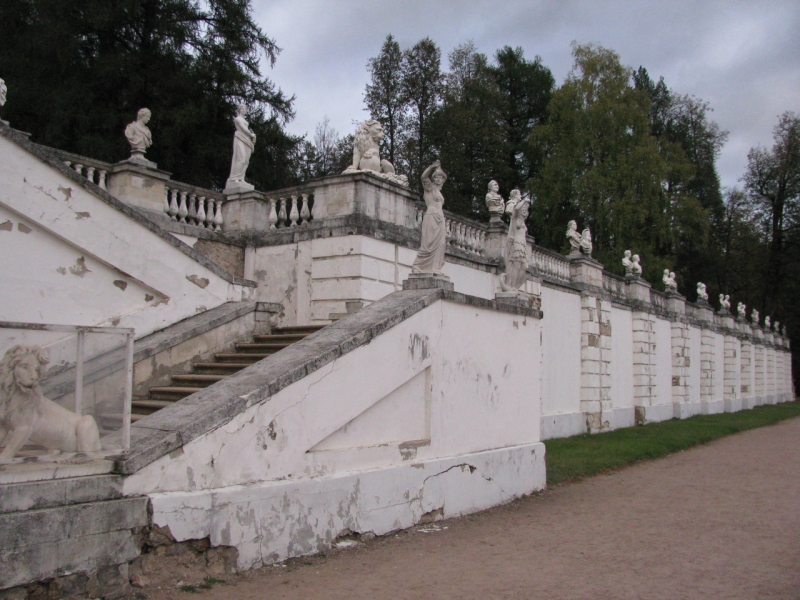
[0,0,299,190]
[529,43,699,279]
[545,402,800,485]
[365,34,406,167]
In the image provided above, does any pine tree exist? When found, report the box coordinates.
[365,34,407,168]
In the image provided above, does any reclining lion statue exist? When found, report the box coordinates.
[0,345,101,459]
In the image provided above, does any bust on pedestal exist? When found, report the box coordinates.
[124,108,156,168]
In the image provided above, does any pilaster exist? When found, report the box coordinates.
[738,319,754,408]
[720,313,740,412]
[695,303,716,413]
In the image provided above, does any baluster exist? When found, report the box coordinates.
[178,191,188,223]
[458,223,466,250]
[278,197,287,227]
[478,230,486,255]
[206,197,215,229]
[268,197,278,230]
[300,193,310,225]
[289,194,299,227]
[63,160,72,168]
[188,193,197,226]
[86,166,96,185]
[196,195,206,228]
[445,219,452,246]
[214,199,223,231]
[468,227,476,253]
[73,163,84,176]
[309,193,319,221]
[98,169,107,190]
[168,189,179,221]
[163,188,171,217]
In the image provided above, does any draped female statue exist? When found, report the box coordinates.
[412,161,448,275]
[225,104,257,192]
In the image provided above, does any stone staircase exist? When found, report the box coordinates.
[132,325,325,422]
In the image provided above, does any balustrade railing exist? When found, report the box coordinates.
[602,272,628,299]
[650,290,668,311]
[163,182,225,231]
[49,148,112,190]
[443,211,488,258]
[263,191,315,229]
[530,246,571,283]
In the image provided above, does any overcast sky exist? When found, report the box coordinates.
[253,0,799,190]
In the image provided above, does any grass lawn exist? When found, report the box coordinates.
[545,401,800,486]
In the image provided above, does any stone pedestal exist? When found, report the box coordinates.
[666,292,686,315]
[221,190,268,231]
[484,221,507,261]
[223,180,255,195]
[402,273,454,291]
[107,161,171,214]
[568,256,603,290]
[626,277,652,303]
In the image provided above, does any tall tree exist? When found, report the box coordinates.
[432,42,506,218]
[744,112,800,315]
[365,34,407,167]
[490,46,554,192]
[0,0,298,190]
[529,43,701,280]
[401,38,443,191]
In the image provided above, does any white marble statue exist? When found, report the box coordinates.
[505,188,522,215]
[0,78,7,107]
[765,316,771,329]
[566,220,582,256]
[631,254,642,276]
[622,250,633,275]
[0,345,102,460]
[124,108,153,161]
[580,227,593,256]
[697,282,709,302]
[663,269,677,292]
[499,193,531,292]
[343,119,408,186]
[411,161,447,275]
[737,302,747,319]
[774,321,780,333]
[225,104,257,193]
[751,309,760,326]
[719,294,731,313]
[485,180,505,221]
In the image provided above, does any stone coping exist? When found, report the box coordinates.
[116,288,542,475]
[0,123,255,289]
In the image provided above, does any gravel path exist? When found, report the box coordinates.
[144,417,800,600]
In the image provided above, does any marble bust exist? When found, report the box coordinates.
[343,119,408,186]
[697,282,708,302]
[719,294,731,313]
[0,345,102,459]
[580,227,592,256]
[0,78,6,107]
[764,316,771,329]
[631,254,642,276]
[124,108,153,163]
[566,221,581,256]
[663,269,677,292]
[737,302,747,319]
[485,180,505,222]
[224,104,257,194]
[622,250,633,275]
[751,309,760,326]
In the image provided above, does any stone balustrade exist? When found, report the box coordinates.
[264,192,315,229]
[48,148,112,190]
[442,210,488,258]
[530,246,572,284]
[162,183,224,231]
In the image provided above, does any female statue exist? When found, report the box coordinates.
[226,104,257,189]
[499,192,530,292]
[412,161,447,275]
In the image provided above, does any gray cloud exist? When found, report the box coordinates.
[254,0,799,189]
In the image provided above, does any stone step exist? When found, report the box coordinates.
[273,325,326,335]
[252,333,310,342]
[214,352,270,363]
[149,386,203,401]
[131,399,174,414]
[0,474,124,514]
[235,342,292,353]
[192,362,251,374]
[171,374,226,387]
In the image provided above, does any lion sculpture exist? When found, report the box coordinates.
[0,345,101,459]
[343,119,409,187]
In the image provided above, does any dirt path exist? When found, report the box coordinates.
[143,417,800,600]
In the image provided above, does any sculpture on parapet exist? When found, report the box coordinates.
[124,108,153,164]
[499,191,530,293]
[343,119,408,187]
[774,321,780,333]
[485,180,505,223]
[719,294,731,313]
[765,316,771,329]
[622,250,633,275]
[0,78,6,107]
[697,282,709,302]
[224,104,257,194]
[663,269,678,293]
[567,220,592,257]
[737,302,747,320]
[0,345,102,460]
[751,309,760,326]
[631,254,642,276]
[411,161,447,275]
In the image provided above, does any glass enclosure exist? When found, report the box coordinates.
[0,321,133,468]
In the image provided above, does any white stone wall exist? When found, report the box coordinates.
[0,135,252,338]
[125,297,545,567]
